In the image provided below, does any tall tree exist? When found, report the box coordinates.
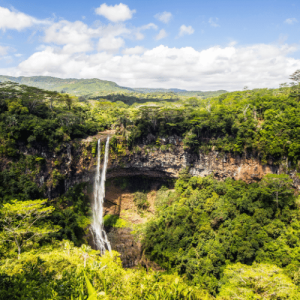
[0,199,60,258]
[261,174,293,209]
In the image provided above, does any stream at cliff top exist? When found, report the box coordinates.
[91,137,112,255]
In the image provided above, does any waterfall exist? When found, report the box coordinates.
[91,137,112,255]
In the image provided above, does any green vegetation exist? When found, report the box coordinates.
[0,200,60,258]
[133,192,150,211]
[0,242,209,299]
[142,171,300,295]
[1,75,300,298]
[103,214,128,228]
[117,84,300,167]
[0,75,131,96]
[0,75,226,100]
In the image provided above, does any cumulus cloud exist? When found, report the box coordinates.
[98,36,125,52]
[9,43,300,91]
[0,6,47,31]
[178,25,194,37]
[155,29,167,40]
[43,20,135,53]
[209,17,219,27]
[95,3,136,22]
[43,20,97,53]
[123,46,147,55]
[285,18,298,24]
[154,12,172,24]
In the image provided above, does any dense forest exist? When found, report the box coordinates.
[1,75,300,299]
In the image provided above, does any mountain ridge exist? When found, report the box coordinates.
[0,75,226,98]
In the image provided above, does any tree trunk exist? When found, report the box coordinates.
[18,246,21,260]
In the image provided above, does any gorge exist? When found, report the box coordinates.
[2,82,300,298]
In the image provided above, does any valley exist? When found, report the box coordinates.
[1,78,300,299]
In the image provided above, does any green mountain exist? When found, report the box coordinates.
[0,75,132,96]
[0,75,226,98]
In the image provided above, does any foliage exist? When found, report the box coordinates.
[0,242,210,300]
[0,155,44,203]
[103,214,128,228]
[51,183,91,246]
[218,263,299,299]
[0,82,107,156]
[133,192,150,210]
[0,199,60,257]
[142,174,300,294]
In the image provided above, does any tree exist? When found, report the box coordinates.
[219,263,298,299]
[0,199,60,258]
[261,174,293,209]
[289,70,300,100]
[290,70,300,83]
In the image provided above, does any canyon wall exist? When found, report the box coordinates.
[7,132,300,200]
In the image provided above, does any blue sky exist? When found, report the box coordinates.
[0,0,300,90]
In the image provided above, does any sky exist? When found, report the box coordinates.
[0,0,300,90]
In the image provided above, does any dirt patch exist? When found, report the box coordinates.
[103,177,168,225]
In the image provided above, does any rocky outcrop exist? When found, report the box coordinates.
[107,137,300,189]
[107,228,141,268]
[7,132,299,201]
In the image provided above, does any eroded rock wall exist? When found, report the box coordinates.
[8,132,299,201]
[107,138,300,188]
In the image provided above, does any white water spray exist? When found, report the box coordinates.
[91,137,112,255]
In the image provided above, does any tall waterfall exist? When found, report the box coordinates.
[91,137,112,255]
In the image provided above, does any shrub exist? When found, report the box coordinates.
[133,192,150,210]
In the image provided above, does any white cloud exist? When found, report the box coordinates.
[140,23,158,30]
[179,25,194,37]
[209,17,219,27]
[154,12,172,24]
[285,18,298,25]
[123,46,146,55]
[98,36,125,52]
[9,43,300,91]
[134,23,158,40]
[0,6,47,31]
[95,3,136,22]
[43,20,96,53]
[0,45,9,56]
[155,29,167,40]
[43,20,133,53]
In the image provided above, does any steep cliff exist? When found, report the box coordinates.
[3,131,299,201]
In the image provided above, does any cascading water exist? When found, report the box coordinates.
[91,137,112,255]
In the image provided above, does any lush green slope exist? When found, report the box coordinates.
[143,171,300,295]
[0,75,132,96]
[125,86,300,166]
[0,75,226,99]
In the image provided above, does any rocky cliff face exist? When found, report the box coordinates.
[8,132,299,201]
[107,136,300,189]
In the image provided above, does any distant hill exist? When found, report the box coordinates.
[0,75,226,99]
[133,88,227,97]
[0,76,131,96]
